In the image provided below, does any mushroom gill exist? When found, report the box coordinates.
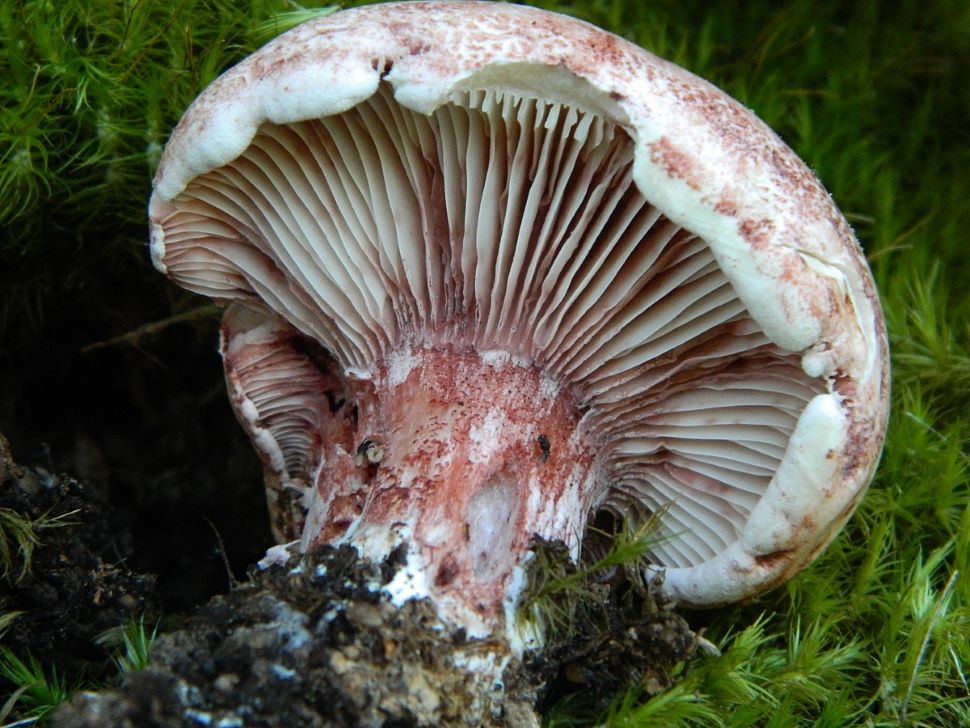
[153,80,831,626]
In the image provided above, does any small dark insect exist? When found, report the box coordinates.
[537,434,551,462]
[356,438,384,465]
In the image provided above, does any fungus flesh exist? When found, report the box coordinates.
[149,2,889,638]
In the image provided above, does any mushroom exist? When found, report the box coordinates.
[148,1,889,637]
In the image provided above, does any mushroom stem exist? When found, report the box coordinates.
[306,345,598,636]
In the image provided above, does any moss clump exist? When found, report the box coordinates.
[518,526,699,720]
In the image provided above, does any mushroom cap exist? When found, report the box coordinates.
[149,0,889,607]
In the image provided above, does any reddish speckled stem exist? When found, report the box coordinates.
[307,347,597,629]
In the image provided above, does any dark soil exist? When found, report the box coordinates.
[50,541,698,727]
[1,435,700,727]
[53,545,542,727]
[0,435,159,686]
[1,311,275,614]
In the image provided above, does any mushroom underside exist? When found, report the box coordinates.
[155,81,832,611]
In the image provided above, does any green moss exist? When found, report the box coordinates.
[518,514,663,640]
[0,506,76,584]
[0,646,71,723]
[97,615,159,674]
[0,0,337,345]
